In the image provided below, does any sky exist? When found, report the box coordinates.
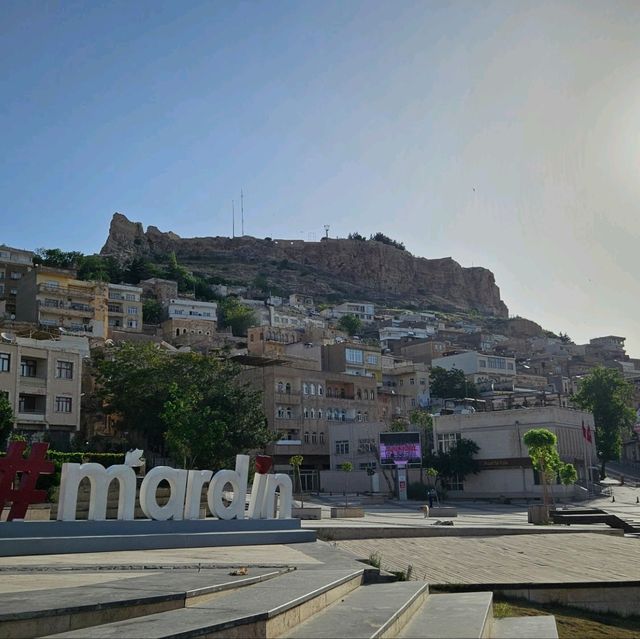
[2,1,640,356]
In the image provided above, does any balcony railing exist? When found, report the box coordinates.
[38,283,94,299]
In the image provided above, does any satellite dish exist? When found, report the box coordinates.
[58,327,67,334]
[104,339,115,346]
[0,332,13,343]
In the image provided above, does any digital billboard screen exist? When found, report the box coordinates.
[379,432,422,466]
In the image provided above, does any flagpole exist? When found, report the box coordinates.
[582,420,589,493]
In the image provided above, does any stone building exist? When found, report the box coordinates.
[0,244,34,318]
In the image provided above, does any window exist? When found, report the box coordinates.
[312,432,317,444]
[318,409,322,420]
[356,389,362,400]
[310,408,315,419]
[319,432,324,444]
[127,319,138,329]
[345,348,364,364]
[335,440,350,455]
[507,362,514,370]
[127,306,138,315]
[359,461,376,471]
[437,432,461,453]
[442,474,464,491]
[0,353,10,373]
[125,293,137,301]
[55,396,72,413]
[285,382,291,393]
[10,271,21,280]
[420,378,426,385]
[366,354,378,365]
[410,378,415,385]
[399,379,404,386]
[304,407,309,419]
[488,357,506,370]
[479,360,487,368]
[318,385,323,395]
[411,398,416,406]
[20,359,37,377]
[277,382,284,393]
[310,383,316,395]
[303,383,309,395]
[304,431,309,443]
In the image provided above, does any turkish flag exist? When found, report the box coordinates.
[586,426,593,444]
[582,421,587,440]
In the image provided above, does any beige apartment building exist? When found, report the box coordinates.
[242,355,379,490]
[16,267,108,337]
[379,357,430,421]
[107,283,143,334]
[0,334,86,448]
[0,245,34,318]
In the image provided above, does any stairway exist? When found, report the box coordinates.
[550,507,640,534]
[1,564,558,639]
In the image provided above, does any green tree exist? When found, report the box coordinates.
[289,454,304,507]
[341,461,353,507]
[219,297,257,336]
[571,367,636,478]
[423,438,480,491]
[523,428,576,509]
[76,254,110,281]
[94,343,272,467]
[347,232,366,241]
[33,248,83,269]
[0,394,14,449]
[429,367,478,399]
[337,314,362,336]
[142,299,163,324]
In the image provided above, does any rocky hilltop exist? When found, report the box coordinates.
[101,213,509,317]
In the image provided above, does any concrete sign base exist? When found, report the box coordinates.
[0,518,315,557]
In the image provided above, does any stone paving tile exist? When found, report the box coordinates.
[336,532,640,585]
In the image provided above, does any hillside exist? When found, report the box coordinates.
[100,213,509,318]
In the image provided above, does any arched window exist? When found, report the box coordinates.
[357,389,362,400]
[327,411,333,421]
[318,409,323,420]
[303,383,309,395]
[341,410,346,421]
[340,388,345,399]
[310,383,316,395]
[277,382,284,393]
[364,411,369,422]
[319,432,325,444]
[357,411,362,422]
[310,408,315,419]
[176,329,180,337]
[286,408,292,419]
[304,431,309,443]
[370,390,375,400]
[311,432,317,444]
[277,407,285,418]
[304,407,309,419]
[285,382,291,394]
[334,409,339,420]
[318,385,324,396]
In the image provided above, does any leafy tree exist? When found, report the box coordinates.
[340,461,353,507]
[33,248,83,269]
[165,251,196,293]
[219,297,257,336]
[429,367,478,399]
[523,428,576,509]
[368,232,405,251]
[571,367,636,478]
[423,438,480,491]
[389,418,408,432]
[252,273,269,293]
[348,232,366,241]
[94,343,272,467]
[121,256,162,284]
[142,299,163,324]
[0,393,14,449]
[337,314,362,336]
[289,454,304,507]
[558,332,573,344]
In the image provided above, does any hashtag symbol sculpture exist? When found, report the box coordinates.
[0,441,55,521]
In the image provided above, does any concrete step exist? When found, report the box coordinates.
[399,592,494,639]
[46,567,365,638]
[286,581,429,638]
[491,615,558,638]
[0,568,285,639]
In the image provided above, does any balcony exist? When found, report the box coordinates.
[38,283,94,299]
[17,410,45,422]
[39,301,94,317]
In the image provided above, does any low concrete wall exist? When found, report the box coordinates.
[497,584,640,617]
[331,507,365,518]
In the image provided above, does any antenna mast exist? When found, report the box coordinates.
[232,200,235,238]
[241,189,244,236]
[324,224,330,238]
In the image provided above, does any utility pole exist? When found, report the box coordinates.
[241,189,244,236]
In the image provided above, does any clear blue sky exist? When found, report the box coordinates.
[2,1,640,355]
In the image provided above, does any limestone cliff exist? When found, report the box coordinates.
[101,213,509,317]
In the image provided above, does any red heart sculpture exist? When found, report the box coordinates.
[255,455,272,474]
